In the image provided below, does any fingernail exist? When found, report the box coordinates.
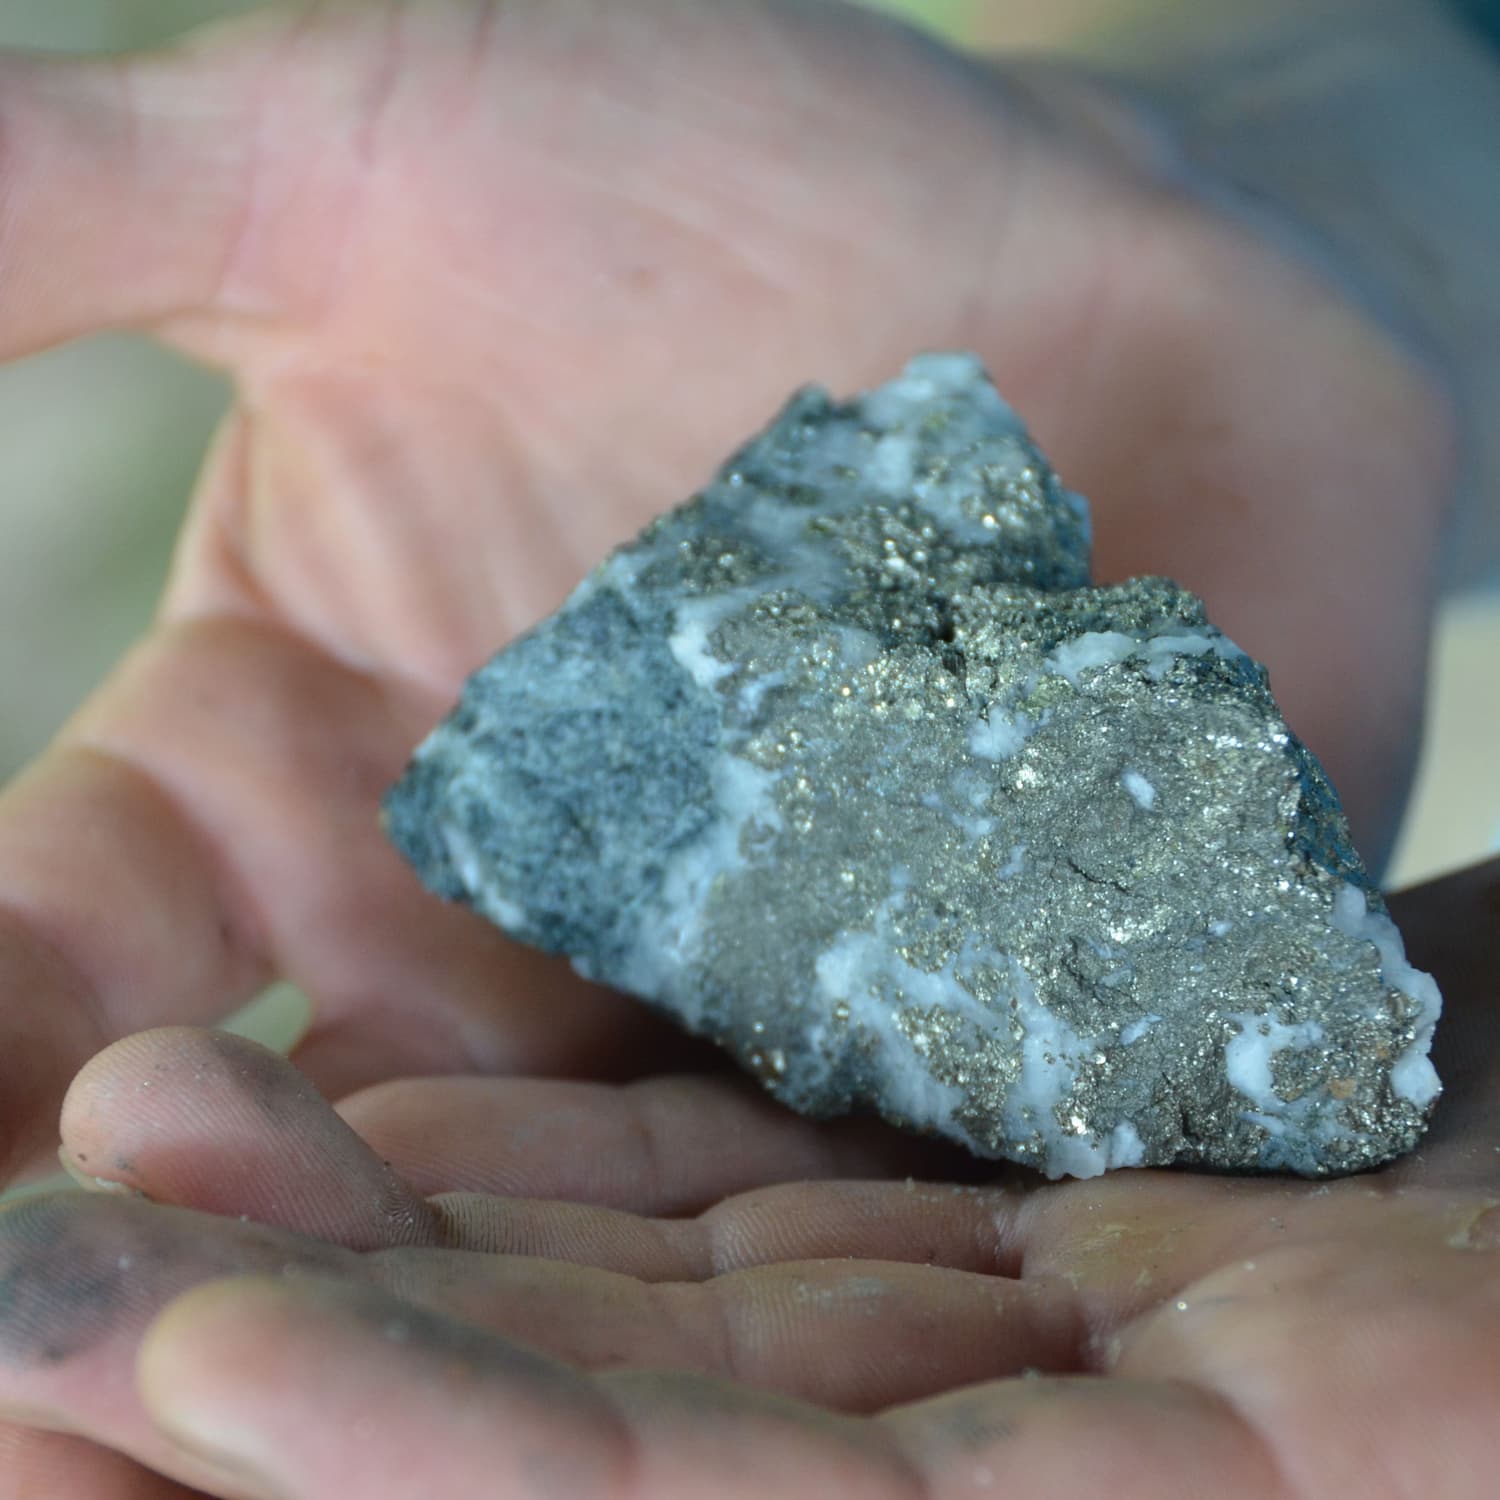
[152,1414,294,1500]
[1449,1202,1500,1250]
[56,1148,148,1199]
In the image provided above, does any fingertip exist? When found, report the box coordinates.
[138,1274,290,1408]
[61,1024,222,1121]
[139,1276,306,1500]
[59,1024,279,1177]
[60,1026,441,1249]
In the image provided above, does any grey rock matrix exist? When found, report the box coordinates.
[384,354,1441,1179]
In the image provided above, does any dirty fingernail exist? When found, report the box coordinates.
[57,1148,148,1199]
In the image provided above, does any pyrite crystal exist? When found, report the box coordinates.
[385,355,1441,1178]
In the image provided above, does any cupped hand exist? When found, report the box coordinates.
[0,0,1455,1181]
[0,859,1494,1499]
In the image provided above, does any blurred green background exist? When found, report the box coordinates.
[0,0,1494,888]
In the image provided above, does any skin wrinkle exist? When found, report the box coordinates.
[541,72,970,280]
[440,7,1025,325]
[450,142,804,308]
[702,1272,753,1390]
[350,1,407,173]
[453,387,617,641]
[199,10,308,323]
[161,413,289,628]
[699,1197,752,1283]
[178,416,258,605]
[186,1211,1086,1398]
[205,1254,1470,1500]
[1164,1378,1302,1500]
[0,898,107,1061]
[42,744,267,1013]
[1109,1242,1435,1500]
[618,1094,678,1220]
[284,28,397,344]
[114,0,1440,858]
[599,1365,920,1500]
[223,375,585,683]
[84,611,401,791]
[460,0,504,112]
[61,704,276,1003]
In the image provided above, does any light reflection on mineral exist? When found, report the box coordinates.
[385,353,1442,1180]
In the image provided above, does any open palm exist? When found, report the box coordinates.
[0,0,1455,1186]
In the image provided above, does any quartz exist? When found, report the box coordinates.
[383,354,1441,1178]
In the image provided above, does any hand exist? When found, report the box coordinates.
[0,0,1456,1182]
[0,858,1494,1498]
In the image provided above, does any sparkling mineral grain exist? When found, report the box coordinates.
[384,354,1441,1178]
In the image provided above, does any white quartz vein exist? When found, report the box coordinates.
[1331,883,1442,1107]
[811,880,1140,1179]
[1045,627,1247,687]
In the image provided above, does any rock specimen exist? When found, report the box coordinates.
[384,354,1441,1178]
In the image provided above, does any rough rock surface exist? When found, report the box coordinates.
[384,354,1441,1178]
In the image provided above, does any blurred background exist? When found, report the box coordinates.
[0,0,1495,888]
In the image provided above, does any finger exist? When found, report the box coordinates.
[0,1194,1077,1469]
[0,743,269,1183]
[60,1022,1020,1286]
[63,1025,965,1243]
[132,1275,931,1500]
[130,1274,1271,1500]
[883,1373,1280,1500]
[403,1170,1500,1367]
[61,1026,1496,1314]
[429,1178,1020,1283]
[385,1246,1081,1412]
[61,1029,442,1252]
[0,39,257,360]
[138,1276,637,1500]
[337,1072,969,1212]
[70,619,659,1098]
[0,1193,355,1494]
